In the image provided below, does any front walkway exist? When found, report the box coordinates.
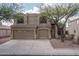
[0,40,54,55]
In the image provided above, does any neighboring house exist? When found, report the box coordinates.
[0,22,11,44]
[11,13,58,39]
[0,23,11,38]
[66,18,79,39]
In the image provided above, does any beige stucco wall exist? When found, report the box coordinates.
[14,13,40,25]
[66,19,79,39]
[27,14,39,25]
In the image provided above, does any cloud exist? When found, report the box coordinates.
[43,3,53,6]
[40,3,56,9]
[23,3,56,14]
[23,7,40,14]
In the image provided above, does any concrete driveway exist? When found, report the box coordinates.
[0,40,54,55]
[0,39,79,55]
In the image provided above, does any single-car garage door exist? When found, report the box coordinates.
[37,29,49,39]
[13,30,34,39]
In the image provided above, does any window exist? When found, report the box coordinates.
[39,16,47,23]
[74,30,76,33]
[17,16,24,24]
[65,31,69,35]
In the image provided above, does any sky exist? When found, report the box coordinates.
[22,3,57,13]
[22,3,41,13]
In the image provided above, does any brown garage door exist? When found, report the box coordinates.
[13,30,34,39]
[37,29,49,39]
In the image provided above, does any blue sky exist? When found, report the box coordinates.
[22,3,42,13]
[23,3,41,10]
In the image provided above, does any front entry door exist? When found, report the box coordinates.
[51,24,55,38]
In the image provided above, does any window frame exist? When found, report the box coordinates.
[39,16,47,24]
[17,16,24,24]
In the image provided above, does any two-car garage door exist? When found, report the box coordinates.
[13,30,34,39]
[13,29,49,39]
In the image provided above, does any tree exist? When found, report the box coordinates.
[0,3,23,22]
[40,3,79,42]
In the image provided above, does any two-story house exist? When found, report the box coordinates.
[11,13,58,39]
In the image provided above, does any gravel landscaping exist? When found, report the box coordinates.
[50,39,79,49]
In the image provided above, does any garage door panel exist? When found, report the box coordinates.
[13,30,34,39]
[37,29,49,39]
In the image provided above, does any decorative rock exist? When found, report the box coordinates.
[72,36,79,44]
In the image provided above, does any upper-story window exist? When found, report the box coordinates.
[39,16,47,24]
[17,16,24,24]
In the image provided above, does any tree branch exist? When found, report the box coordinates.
[62,8,78,28]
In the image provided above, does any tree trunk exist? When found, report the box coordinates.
[57,27,65,42]
[60,29,65,42]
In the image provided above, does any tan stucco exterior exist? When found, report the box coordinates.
[11,13,57,39]
[66,18,79,39]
